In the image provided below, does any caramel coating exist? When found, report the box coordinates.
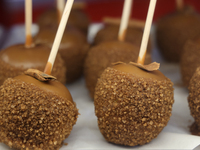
[188,67,200,135]
[15,75,73,102]
[34,26,89,83]
[0,76,78,150]
[94,63,174,146]
[93,24,152,53]
[0,44,66,85]
[112,63,166,81]
[180,38,200,86]
[84,41,152,99]
[37,8,90,35]
[156,6,200,62]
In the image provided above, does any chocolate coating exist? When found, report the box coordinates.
[84,41,152,99]
[94,63,174,146]
[0,76,78,150]
[0,44,66,85]
[37,8,90,35]
[188,67,200,136]
[180,38,200,86]
[93,24,152,53]
[156,6,200,62]
[34,26,89,83]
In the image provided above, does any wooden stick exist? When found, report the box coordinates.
[44,0,74,75]
[137,0,157,65]
[118,0,133,41]
[25,0,33,48]
[57,0,65,24]
[103,17,145,29]
[176,0,184,10]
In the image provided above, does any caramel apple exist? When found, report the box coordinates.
[94,23,152,53]
[94,62,174,146]
[0,44,66,85]
[156,6,200,62]
[188,66,200,136]
[37,8,90,35]
[180,37,200,86]
[34,26,89,83]
[84,41,152,99]
[0,70,78,150]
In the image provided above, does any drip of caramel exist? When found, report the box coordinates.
[25,34,33,48]
[137,51,146,65]
[118,29,127,42]
[112,63,166,81]
[44,62,53,75]
[15,75,72,102]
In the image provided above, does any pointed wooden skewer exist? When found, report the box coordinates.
[176,0,184,10]
[57,0,65,24]
[25,0,33,48]
[137,0,157,65]
[103,17,145,29]
[44,0,74,75]
[118,0,133,41]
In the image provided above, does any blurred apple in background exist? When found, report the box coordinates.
[0,0,199,28]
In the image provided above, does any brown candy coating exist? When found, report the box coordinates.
[112,63,166,81]
[84,41,152,99]
[0,44,66,85]
[188,66,200,136]
[0,76,78,150]
[93,24,152,53]
[94,63,174,146]
[180,38,200,86]
[15,75,72,102]
[34,26,89,83]
[156,6,200,62]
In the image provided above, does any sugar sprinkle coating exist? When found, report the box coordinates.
[0,78,78,150]
[188,67,200,135]
[94,67,174,146]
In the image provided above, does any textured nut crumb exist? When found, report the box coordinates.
[188,67,200,135]
[0,78,79,150]
[94,67,174,146]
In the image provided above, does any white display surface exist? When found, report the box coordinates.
[0,24,200,150]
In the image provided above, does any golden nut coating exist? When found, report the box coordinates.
[0,76,78,150]
[188,67,200,135]
[180,38,200,86]
[94,64,174,146]
[84,41,152,99]
[35,26,89,83]
[0,44,66,85]
[156,6,200,62]
[94,24,152,52]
